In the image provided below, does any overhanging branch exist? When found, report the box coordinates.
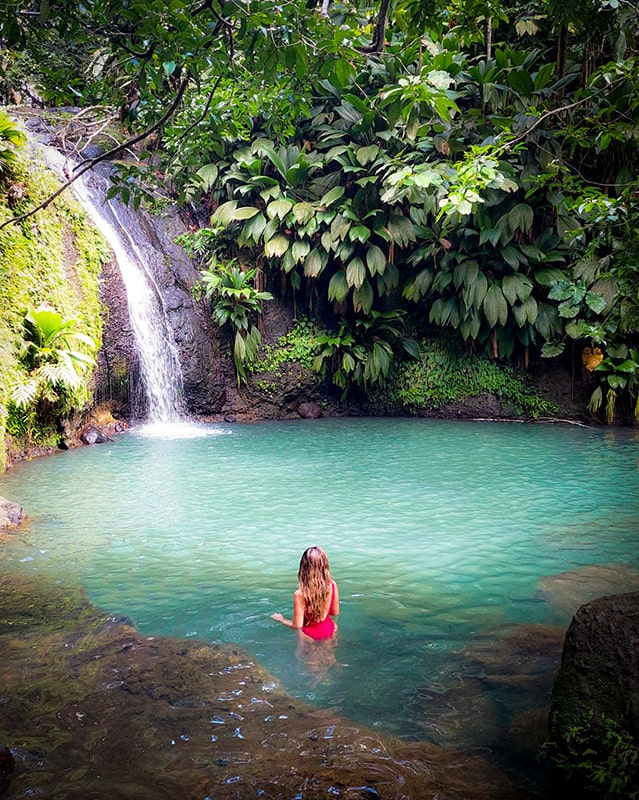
[0,74,191,231]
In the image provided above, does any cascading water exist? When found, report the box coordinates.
[72,174,185,425]
[39,146,185,425]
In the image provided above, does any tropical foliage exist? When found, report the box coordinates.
[0,110,26,179]
[2,0,639,421]
[198,262,273,385]
[1,162,105,465]
[10,304,96,410]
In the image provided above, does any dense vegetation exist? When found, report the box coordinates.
[0,0,638,429]
[0,119,104,470]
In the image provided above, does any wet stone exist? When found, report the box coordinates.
[0,573,528,800]
[0,497,26,531]
[0,744,14,797]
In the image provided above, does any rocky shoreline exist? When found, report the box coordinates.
[0,572,528,800]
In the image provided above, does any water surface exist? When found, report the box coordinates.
[2,418,638,776]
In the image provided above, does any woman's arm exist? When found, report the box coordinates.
[329,580,340,617]
[271,590,305,629]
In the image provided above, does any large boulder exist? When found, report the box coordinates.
[0,744,14,797]
[0,497,26,530]
[548,591,639,795]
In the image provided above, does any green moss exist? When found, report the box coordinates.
[0,155,108,467]
[383,337,558,419]
[253,317,324,377]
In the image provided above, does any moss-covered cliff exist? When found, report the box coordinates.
[0,150,106,471]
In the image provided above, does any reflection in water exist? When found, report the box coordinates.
[295,629,339,690]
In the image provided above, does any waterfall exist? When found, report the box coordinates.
[39,147,185,425]
[73,176,185,424]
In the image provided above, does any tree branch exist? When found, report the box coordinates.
[0,75,191,231]
[173,74,223,144]
[358,0,391,54]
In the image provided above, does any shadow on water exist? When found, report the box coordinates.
[0,572,534,800]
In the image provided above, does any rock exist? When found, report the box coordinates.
[0,744,14,797]
[88,163,225,417]
[548,591,639,794]
[298,401,323,419]
[79,425,112,445]
[0,497,26,530]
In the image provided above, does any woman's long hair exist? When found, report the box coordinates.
[298,546,331,623]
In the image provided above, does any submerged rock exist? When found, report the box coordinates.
[0,573,526,800]
[536,564,639,618]
[0,497,26,530]
[298,402,323,419]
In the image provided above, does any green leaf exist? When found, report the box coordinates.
[346,257,366,289]
[502,273,533,305]
[355,145,380,166]
[558,301,579,318]
[292,202,315,224]
[349,225,370,243]
[614,360,638,373]
[542,341,565,358]
[500,244,522,269]
[291,239,310,263]
[479,227,501,246]
[387,215,416,247]
[483,284,508,327]
[512,302,527,327]
[10,378,38,408]
[366,245,386,277]
[233,206,260,220]
[353,280,374,314]
[473,272,489,307]
[239,211,267,246]
[507,70,535,96]
[508,203,534,233]
[535,302,561,340]
[267,199,293,220]
[319,185,345,208]
[453,260,479,290]
[427,69,453,90]
[522,295,538,324]
[535,267,567,287]
[330,213,351,242]
[585,291,607,314]
[264,234,290,258]
[403,269,433,301]
[304,248,324,277]
[211,200,239,227]
[328,270,349,303]
[332,58,354,88]
[195,163,219,190]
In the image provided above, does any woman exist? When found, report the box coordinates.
[271,546,339,640]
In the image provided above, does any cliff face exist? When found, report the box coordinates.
[88,173,229,418]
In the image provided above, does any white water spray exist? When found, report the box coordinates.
[40,147,185,424]
[76,182,185,424]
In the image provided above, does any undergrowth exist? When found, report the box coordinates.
[384,338,558,419]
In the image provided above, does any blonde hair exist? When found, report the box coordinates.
[298,546,331,624]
